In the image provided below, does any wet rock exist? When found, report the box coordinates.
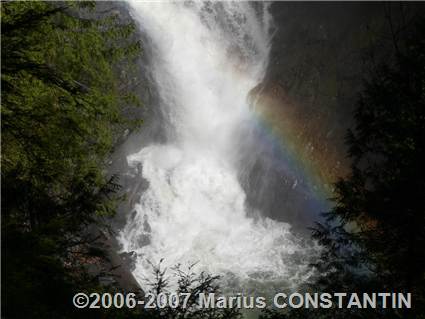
[119,251,137,272]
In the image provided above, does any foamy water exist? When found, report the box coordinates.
[118,1,319,292]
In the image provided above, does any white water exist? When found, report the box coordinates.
[119,1,318,292]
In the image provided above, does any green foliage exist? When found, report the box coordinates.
[2,2,141,215]
[140,261,242,319]
[1,2,142,318]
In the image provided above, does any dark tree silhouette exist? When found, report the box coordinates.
[261,11,425,319]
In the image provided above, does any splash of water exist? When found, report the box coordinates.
[118,1,319,292]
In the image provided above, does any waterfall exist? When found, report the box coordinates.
[118,1,319,292]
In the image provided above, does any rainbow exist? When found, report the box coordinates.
[248,85,349,208]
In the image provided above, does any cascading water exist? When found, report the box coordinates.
[118,1,319,293]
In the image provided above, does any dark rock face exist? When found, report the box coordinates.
[265,3,387,125]
[83,225,142,293]
[242,3,425,231]
[119,251,138,272]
